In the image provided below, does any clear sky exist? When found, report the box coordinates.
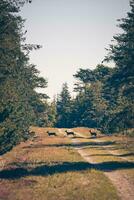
[21,0,130,99]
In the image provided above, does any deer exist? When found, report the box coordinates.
[65,130,75,136]
[89,129,97,137]
[47,131,57,136]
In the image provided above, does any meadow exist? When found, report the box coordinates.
[0,127,134,200]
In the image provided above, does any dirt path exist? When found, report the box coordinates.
[72,138,134,200]
[91,138,132,162]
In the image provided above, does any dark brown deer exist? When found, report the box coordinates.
[89,130,97,137]
[65,130,75,136]
[47,131,57,136]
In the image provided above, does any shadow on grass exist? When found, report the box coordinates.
[87,153,134,157]
[117,152,134,157]
[73,136,85,139]
[102,146,133,151]
[0,160,134,179]
[23,141,116,149]
[88,154,116,157]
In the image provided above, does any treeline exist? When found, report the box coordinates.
[56,1,134,134]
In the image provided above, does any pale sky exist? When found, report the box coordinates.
[21,0,130,99]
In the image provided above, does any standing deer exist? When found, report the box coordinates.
[89,130,97,137]
[65,130,75,136]
[47,131,57,136]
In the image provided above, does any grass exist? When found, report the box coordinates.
[73,128,134,193]
[76,130,134,162]
[0,127,129,200]
[0,170,119,200]
[83,148,123,163]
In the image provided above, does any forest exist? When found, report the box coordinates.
[0,0,134,155]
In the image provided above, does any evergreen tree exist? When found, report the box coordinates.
[56,83,72,128]
[48,97,57,127]
[103,0,134,133]
[35,98,57,127]
[0,0,47,154]
[72,65,111,128]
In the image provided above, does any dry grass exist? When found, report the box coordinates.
[0,127,123,200]
[0,170,119,200]
[118,168,134,186]
[83,148,124,163]
[75,128,134,162]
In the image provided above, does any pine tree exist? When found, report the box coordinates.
[72,65,111,128]
[56,83,72,128]
[0,0,47,154]
[103,0,134,133]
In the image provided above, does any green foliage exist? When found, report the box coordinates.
[102,0,134,133]
[56,83,72,128]
[48,98,57,127]
[72,65,111,129]
[0,0,47,154]
[34,99,57,127]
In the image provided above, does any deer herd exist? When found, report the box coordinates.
[47,129,99,137]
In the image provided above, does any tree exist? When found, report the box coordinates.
[56,83,72,128]
[48,97,57,127]
[72,65,111,128]
[34,98,57,127]
[103,0,134,133]
[0,0,47,154]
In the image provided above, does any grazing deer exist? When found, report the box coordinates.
[65,130,75,136]
[89,130,97,137]
[47,131,57,136]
